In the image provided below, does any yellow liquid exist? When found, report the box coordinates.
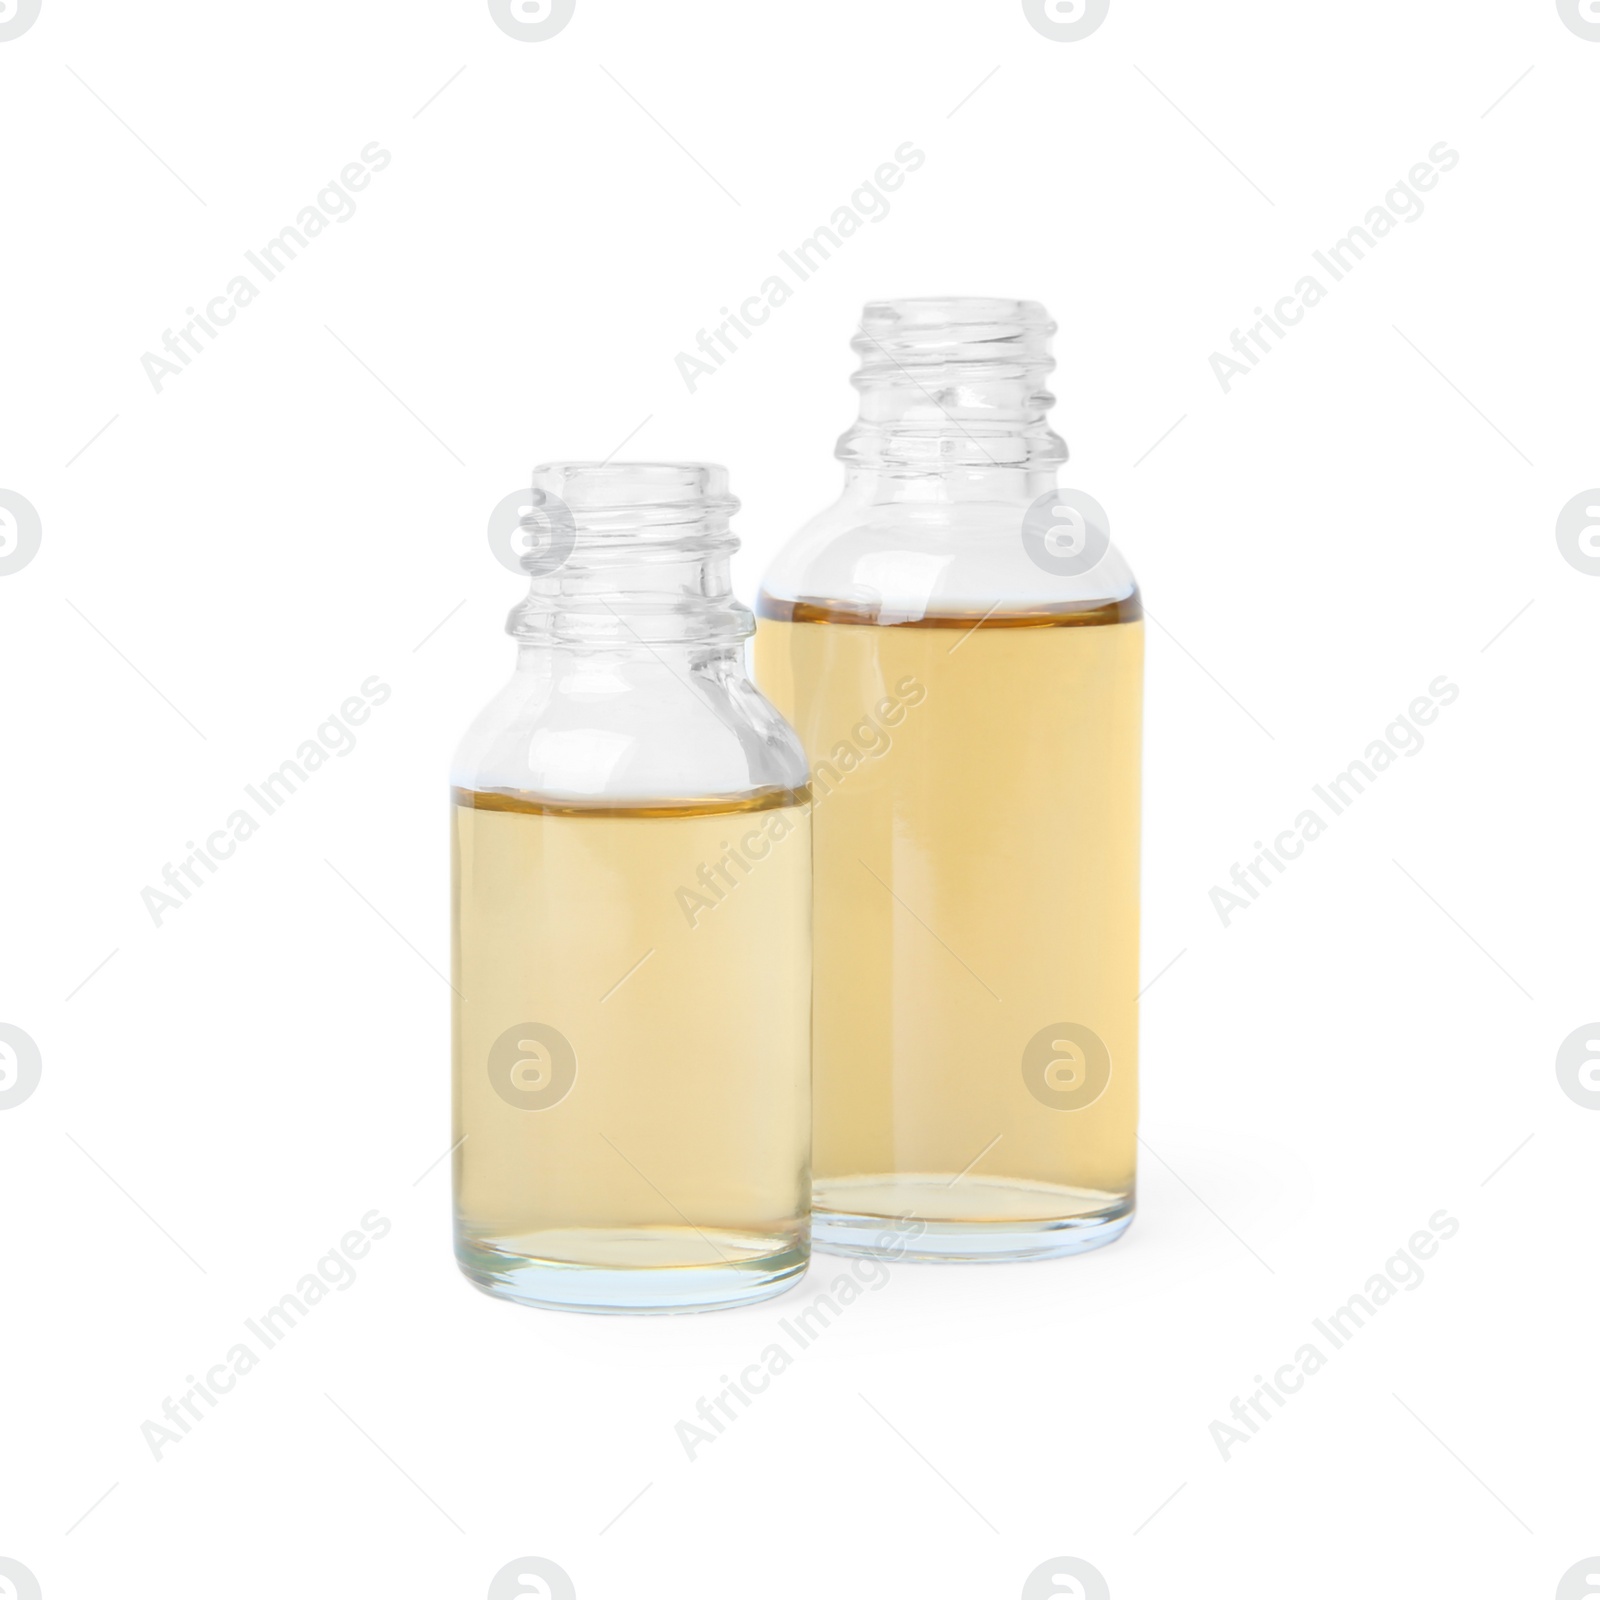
[755,598,1142,1253]
[451,787,812,1310]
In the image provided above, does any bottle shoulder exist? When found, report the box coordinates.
[759,492,1138,622]
[452,651,809,803]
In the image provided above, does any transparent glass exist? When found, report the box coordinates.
[754,299,1143,1261]
[452,463,812,1312]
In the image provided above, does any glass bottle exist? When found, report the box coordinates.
[754,299,1142,1262]
[453,462,812,1313]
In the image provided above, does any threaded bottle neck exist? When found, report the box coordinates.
[505,462,753,647]
[835,298,1068,473]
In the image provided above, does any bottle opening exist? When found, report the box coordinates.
[840,298,1067,469]
[854,297,1056,370]
[507,460,751,646]
[530,461,739,529]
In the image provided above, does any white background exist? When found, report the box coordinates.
[2,2,1597,1596]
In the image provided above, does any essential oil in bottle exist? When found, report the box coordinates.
[453,463,812,1312]
[754,299,1143,1262]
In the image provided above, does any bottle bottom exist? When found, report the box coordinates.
[455,1223,809,1314]
[812,1175,1133,1262]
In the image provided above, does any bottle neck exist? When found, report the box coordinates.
[834,298,1067,499]
[506,463,753,649]
[838,463,1062,506]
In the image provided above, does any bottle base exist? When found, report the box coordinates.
[812,1176,1133,1263]
[454,1225,809,1315]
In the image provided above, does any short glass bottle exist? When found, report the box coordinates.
[754,299,1143,1262]
[453,462,812,1313]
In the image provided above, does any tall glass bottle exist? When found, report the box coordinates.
[453,462,812,1312]
[754,299,1142,1261]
